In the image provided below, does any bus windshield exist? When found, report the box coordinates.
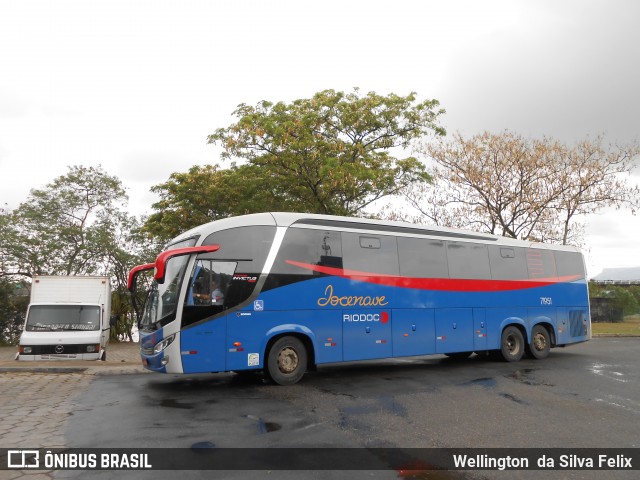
[26,305,101,331]
[140,254,191,330]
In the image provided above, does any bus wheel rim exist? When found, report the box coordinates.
[277,347,299,374]
[506,334,519,354]
[533,332,547,351]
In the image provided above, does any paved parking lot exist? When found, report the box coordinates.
[0,343,142,480]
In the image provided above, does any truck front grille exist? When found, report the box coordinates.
[21,345,93,355]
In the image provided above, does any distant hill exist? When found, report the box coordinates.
[592,267,640,282]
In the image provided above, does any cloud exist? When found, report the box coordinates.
[439,1,640,144]
[114,143,226,216]
[117,151,188,184]
[0,91,30,118]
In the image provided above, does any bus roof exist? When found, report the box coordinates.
[170,212,581,253]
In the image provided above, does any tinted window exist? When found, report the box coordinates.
[187,260,236,306]
[489,246,529,280]
[271,228,343,275]
[556,251,585,279]
[182,260,237,328]
[188,226,277,318]
[447,242,491,279]
[527,248,557,279]
[398,237,449,278]
[166,237,198,250]
[342,233,399,275]
[202,226,276,274]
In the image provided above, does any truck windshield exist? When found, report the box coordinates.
[140,254,191,329]
[26,305,101,331]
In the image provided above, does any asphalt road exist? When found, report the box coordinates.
[63,338,640,480]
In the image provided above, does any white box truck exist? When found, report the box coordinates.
[17,276,114,361]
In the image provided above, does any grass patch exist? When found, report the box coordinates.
[592,314,640,336]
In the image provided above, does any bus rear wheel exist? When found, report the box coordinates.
[500,326,525,362]
[528,325,551,360]
[266,336,307,385]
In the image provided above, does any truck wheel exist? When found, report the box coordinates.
[528,325,551,360]
[500,326,525,362]
[265,336,307,385]
[101,350,107,361]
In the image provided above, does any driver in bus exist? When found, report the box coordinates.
[209,277,224,305]
[191,273,224,306]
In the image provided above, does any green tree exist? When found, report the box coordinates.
[1,205,31,278]
[589,283,639,316]
[1,167,156,342]
[143,163,300,244]
[3,165,130,277]
[0,279,29,345]
[629,286,640,311]
[105,215,156,340]
[208,89,445,216]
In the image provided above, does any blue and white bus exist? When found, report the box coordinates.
[128,212,590,385]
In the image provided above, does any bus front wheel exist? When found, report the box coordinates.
[500,326,525,362]
[266,336,307,385]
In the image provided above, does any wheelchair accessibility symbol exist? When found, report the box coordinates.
[253,300,264,311]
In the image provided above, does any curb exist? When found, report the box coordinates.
[0,365,149,376]
[592,333,640,337]
[0,366,89,374]
[0,363,147,375]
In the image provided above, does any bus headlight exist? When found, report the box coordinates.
[154,334,176,354]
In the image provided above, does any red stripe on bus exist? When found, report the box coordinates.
[285,260,582,292]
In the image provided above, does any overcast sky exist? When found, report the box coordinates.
[1,0,638,277]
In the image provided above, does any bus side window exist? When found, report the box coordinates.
[182,260,236,328]
[527,249,557,279]
[343,233,399,275]
[489,245,528,280]
[201,225,277,308]
[398,237,449,278]
[447,241,491,280]
[187,260,235,306]
[262,229,344,291]
[272,229,343,275]
[555,251,585,279]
